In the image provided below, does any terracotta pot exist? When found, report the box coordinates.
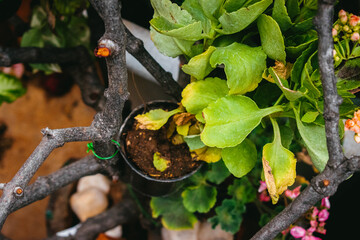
[118,100,202,197]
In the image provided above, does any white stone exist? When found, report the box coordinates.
[161,222,200,240]
[77,174,111,194]
[105,225,122,238]
[198,221,233,240]
[70,188,108,222]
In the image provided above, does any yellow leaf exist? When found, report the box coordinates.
[192,146,221,163]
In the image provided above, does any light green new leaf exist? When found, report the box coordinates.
[151,0,194,25]
[182,46,216,80]
[269,67,303,101]
[199,0,224,21]
[182,0,212,34]
[223,0,248,12]
[294,106,328,171]
[150,27,195,57]
[151,196,198,230]
[184,135,206,150]
[272,0,293,31]
[257,14,286,62]
[221,139,257,178]
[262,118,296,204]
[181,77,228,115]
[153,152,170,172]
[0,73,26,105]
[208,199,246,234]
[301,111,319,123]
[210,43,267,95]
[150,17,204,41]
[201,95,283,148]
[182,184,217,213]
[218,0,273,34]
[135,108,182,130]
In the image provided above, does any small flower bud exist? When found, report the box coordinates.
[340,15,348,24]
[349,15,360,27]
[332,28,338,37]
[339,9,347,18]
[345,119,355,129]
[318,209,330,222]
[332,49,337,56]
[351,32,360,41]
[354,133,360,143]
[334,56,340,62]
[343,25,350,32]
[334,24,340,30]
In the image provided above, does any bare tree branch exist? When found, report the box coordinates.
[9,155,102,213]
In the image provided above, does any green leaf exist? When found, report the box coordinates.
[269,67,304,101]
[223,0,248,12]
[286,0,300,19]
[150,27,195,57]
[150,17,204,41]
[0,73,26,105]
[151,0,195,25]
[272,0,292,32]
[228,178,256,203]
[184,135,206,150]
[198,0,224,21]
[301,51,321,99]
[153,152,170,172]
[29,6,47,28]
[301,111,319,123]
[221,139,257,178]
[181,77,228,114]
[291,41,317,84]
[182,46,216,80]
[151,196,198,230]
[218,0,273,34]
[182,184,217,213]
[181,0,212,34]
[262,118,296,204]
[205,160,231,184]
[201,95,283,148]
[293,106,328,171]
[208,199,245,234]
[135,108,182,130]
[257,14,286,62]
[21,28,44,48]
[279,125,294,149]
[210,42,267,95]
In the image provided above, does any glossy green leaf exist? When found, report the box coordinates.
[0,73,26,105]
[228,178,256,203]
[201,95,283,148]
[221,139,257,178]
[150,27,195,57]
[262,118,296,204]
[205,160,231,184]
[150,17,203,41]
[184,135,206,150]
[301,111,319,123]
[291,41,317,84]
[135,108,182,130]
[301,51,321,99]
[218,0,272,34]
[151,0,194,25]
[208,199,246,234]
[272,0,292,31]
[294,106,328,171]
[182,184,217,213]
[182,46,216,80]
[210,43,267,95]
[257,14,286,62]
[181,77,228,114]
[269,67,304,101]
[151,196,198,230]
[153,152,170,172]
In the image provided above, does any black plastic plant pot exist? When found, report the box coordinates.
[118,100,202,197]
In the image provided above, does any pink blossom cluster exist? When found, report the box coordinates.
[345,110,360,143]
[287,197,330,240]
[332,10,360,42]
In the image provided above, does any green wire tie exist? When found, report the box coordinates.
[86,139,121,160]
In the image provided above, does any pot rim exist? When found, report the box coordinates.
[118,100,203,183]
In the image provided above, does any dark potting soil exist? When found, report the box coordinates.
[125,121,201,179]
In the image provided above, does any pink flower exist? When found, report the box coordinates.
[317,222,327,234]
[307,226,316,233]
[310,220,318,228]
[332,28,338,37]
[258,191,270,202]
[258,181,267,192]
[339,9,347,17]
[318,209,329,222]
[290,226,306,238]
[285,186,301,200]
[321,197,330,209]
[311,207,319,219]
[302,236,322,240]
[351,32,360,42]
[349,15,360,27]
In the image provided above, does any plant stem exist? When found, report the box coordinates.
[274,94,285,106]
